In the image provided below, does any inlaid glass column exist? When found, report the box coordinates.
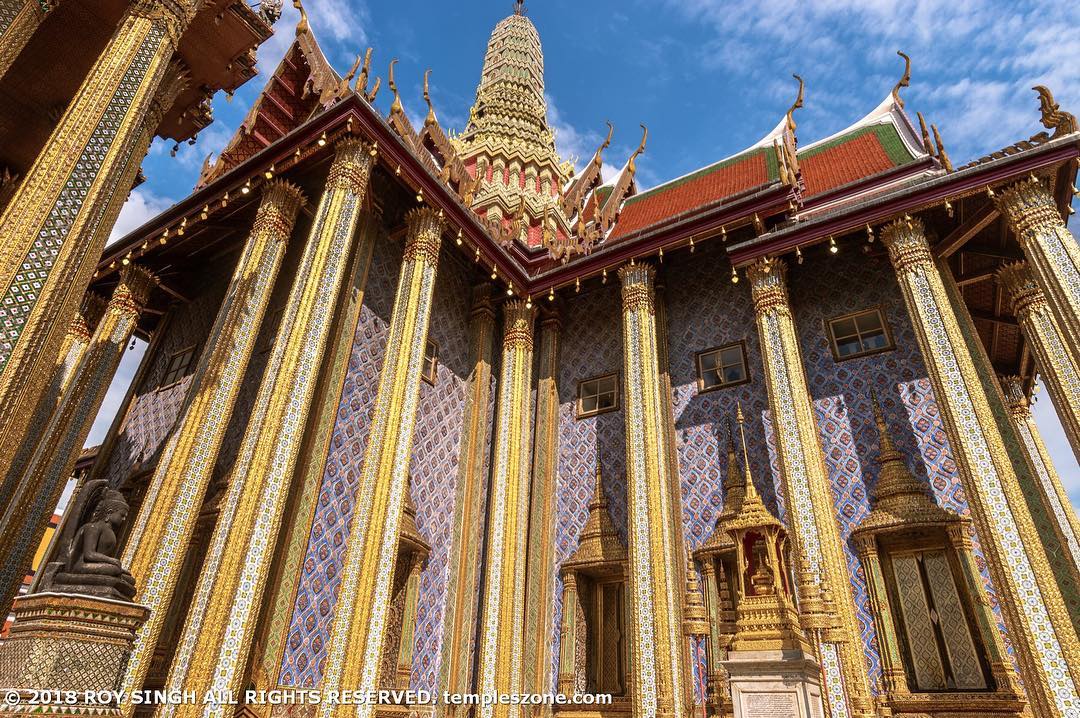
[0,291,105,516]
[118,178,306,712]
[0,0,59,80]
[438,285,497,713]
[162,142,375,716]
[996,180,1080,354]
[523,305,560,697]
[745,257,873,718]
[475,299,536,718]
[0,0,194,490]
[618,262,686,718]
[318,206,445,718]
[881,217,1080,718]
[0,263,154,612]
[999,375,1080,576]
[997,261,1080,462]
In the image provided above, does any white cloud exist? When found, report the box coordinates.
[109,188,175,246]
[546,95,627,185]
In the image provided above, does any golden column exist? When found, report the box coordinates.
[618,262,686,718]
[438,285,497,712]
[318,206,446,718]
[997,261,1080,462]
[999,375,1080,579]
[0,291,105,516]
[996,180,1080,353]
[745,257,873,718]
[523,305,560,697]
[475,299,536,718]
[0,263,154,611]
[117,177,306,711]
[881,217,1080,717]
[162,143,375,715]
[0,0,59,80]
[0,0,194,491]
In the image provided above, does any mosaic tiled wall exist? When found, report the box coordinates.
[279,236,474,691]
[549,282,626,689]
[279,228,402,687]
[103,278,228,487]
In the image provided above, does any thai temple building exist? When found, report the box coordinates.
[2,2,1080,718]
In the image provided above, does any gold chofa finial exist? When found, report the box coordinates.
[1033,85,1078,137]
[388,58,401,113]
[423,69,436,124]
[293,0,308,36]
[892,51,911,108]
[785,74,805,134]
[628,124,648,173]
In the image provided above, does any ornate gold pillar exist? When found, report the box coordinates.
[618,262,686,718]
[0,263,155,613]
[523,305,560,696]
[745,257,873,718]
[999,375,1080,576]
[0,0,58,80]
[881,217,1080,717]
[556,572,579,696]
[0,0,193,493]
[0,291,105,517]
[998,261,1080,463]
[317,206,445,718]
[475,299,536,718]
[162,142,374,715]
[117,178,306,712]
[395,553,425,690]
[851,536,908,697]
[996,180,1080,354]
[438,284,497,712]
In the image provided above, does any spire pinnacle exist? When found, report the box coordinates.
[735,402,758,499]
[514,0,525,15]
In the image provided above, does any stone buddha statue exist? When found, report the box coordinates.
[39,479,137,601]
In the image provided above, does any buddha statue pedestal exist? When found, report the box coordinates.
[0,592,149,716]
[721,648,824,718]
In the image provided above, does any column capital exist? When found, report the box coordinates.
[995,179,1061,242]
[130,0,197,47]
[326,138,376,195]
[618,261,656,314]
[999,375,1033,419]
[469,283,497,323]
[254,180,306,240]
[108,264,156,319]
[403,206,445,264]
[996,260,1046,317]
[79,292,108,335]
[502,299,535,350]
[746,257,789,312]
[880,215,932,272]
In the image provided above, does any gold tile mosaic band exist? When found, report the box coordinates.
[118,177,306,715]
[0,264,154,613]
[996,180,1080,355]
[438,285,497,715]
[997,261,1080,465]
[0,0,192,497]
[881,216,1080,718]
[164,144,375,717]
[318,205,445,718]
[618,262,687,718]
[476,299,536,718]
[746,256,873,718]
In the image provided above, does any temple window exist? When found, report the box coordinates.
[577,373,618,418]
[826,307,893,360]
[421,339,439,385]
[159,345,197,388]
[882,545,989,691]
[696,342,749,392]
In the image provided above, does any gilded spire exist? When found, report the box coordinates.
[564,462,626,568]
[682,551,710,636]
[725,403,782,532]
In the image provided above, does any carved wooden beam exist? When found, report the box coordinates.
[933,204,999,258]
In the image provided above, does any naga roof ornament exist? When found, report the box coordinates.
[891,51,911,109]
[1034,84,1078,138]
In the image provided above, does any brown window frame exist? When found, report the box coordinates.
[695,341,750,394]
[159,344,198,389]
[421,338,439,386]
[826,307,895,362]
[576,373,620,419]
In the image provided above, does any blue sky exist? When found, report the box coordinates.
[93,0,1080,506]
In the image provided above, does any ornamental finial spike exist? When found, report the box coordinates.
[785,74,805,134]
[292,0,308,37]
[513,0,525,15]
[869,388,898,456]
[627,124,648,173]
[892,51,911,109]
[735,402,758,499]
[1033,85,1078,137]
